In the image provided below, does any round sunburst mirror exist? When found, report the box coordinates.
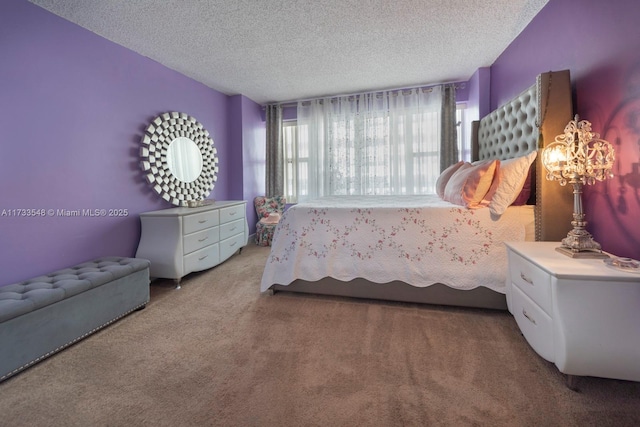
[140,112,219,206]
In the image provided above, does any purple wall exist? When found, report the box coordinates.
[0,0,260,285]
[230,94,266,233]
[490,0,640,259]
[467,67,491,121]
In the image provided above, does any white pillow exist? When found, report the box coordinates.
[435,161,464,198]
[489,151,537,216]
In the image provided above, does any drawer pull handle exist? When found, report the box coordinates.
[199,255,208,261]
[198,237,209,242]
[522,309,536,325]
[198,219,208,224]
[230,241,237,246]
[520,272,533,285]
[230,226,237,231]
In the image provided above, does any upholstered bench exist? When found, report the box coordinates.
[0,256,150,382]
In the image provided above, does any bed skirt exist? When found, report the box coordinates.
[271,278,507,310]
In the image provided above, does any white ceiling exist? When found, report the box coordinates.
[29,0,549,104]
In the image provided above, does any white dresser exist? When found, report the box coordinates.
[136,201,248,287]
[505,241,640,387]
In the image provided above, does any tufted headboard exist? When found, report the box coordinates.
[471,70,573,241]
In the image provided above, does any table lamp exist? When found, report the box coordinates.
[542,115,615,258]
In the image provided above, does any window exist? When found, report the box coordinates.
[457,103,471,162]
[283,90,467,202]
[282,120,304,203]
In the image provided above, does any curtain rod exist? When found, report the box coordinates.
[268,81,466,109]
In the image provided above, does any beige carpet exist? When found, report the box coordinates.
[1,244,639,426]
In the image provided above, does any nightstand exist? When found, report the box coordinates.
[505,241,640,388]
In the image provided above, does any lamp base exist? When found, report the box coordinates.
[557,221,610,258]
[555,246,609,259]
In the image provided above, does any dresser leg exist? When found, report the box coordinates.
[565,374,580,391]
[174,279,181,290]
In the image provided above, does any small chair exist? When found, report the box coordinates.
[254,195,286,246]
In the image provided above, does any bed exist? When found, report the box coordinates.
[260,70,574,309]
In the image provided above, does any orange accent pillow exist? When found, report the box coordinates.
[443,159,501,208]
[435,161,465,198]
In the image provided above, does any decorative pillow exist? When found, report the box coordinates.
[511,165,534,205]
[488,151,537,216]
[443,159,500,208]
[435,161,464,198]
[259,212,281,224]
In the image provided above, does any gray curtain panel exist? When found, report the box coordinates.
[265,104,284,197]
[440,84,459,173]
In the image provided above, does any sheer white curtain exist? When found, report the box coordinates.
[296,86,444,201]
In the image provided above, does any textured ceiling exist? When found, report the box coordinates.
[29,0,549,104]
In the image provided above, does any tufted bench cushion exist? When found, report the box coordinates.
[0,256,150,382]
[0,257,149,323]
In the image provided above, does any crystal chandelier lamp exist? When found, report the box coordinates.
[542,115,615,258]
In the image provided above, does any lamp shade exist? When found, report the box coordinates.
[542,115,615,185]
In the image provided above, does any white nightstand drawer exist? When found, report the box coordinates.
[220,219,244,241]
[509,251,552,315]
[184,244,219,273]
[183,226,220,255]
[183,210,220,234]
[219,204,244,224]
[220,233,246,261]
[511,284,554,363]
[504,241,640,384]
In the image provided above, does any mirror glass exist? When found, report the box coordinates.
[166,137,203,183]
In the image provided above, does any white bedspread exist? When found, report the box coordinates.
[260,195,532,293]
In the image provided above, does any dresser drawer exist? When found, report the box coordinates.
[137,201,248,286]
[220,233,246,262]
[509,251,552,315]
[220,219,244,241]
[184,243,219,274]
[511,284,554,363]
[219,204,244,224]
[183,210,220,235]
[183,226,219,255]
